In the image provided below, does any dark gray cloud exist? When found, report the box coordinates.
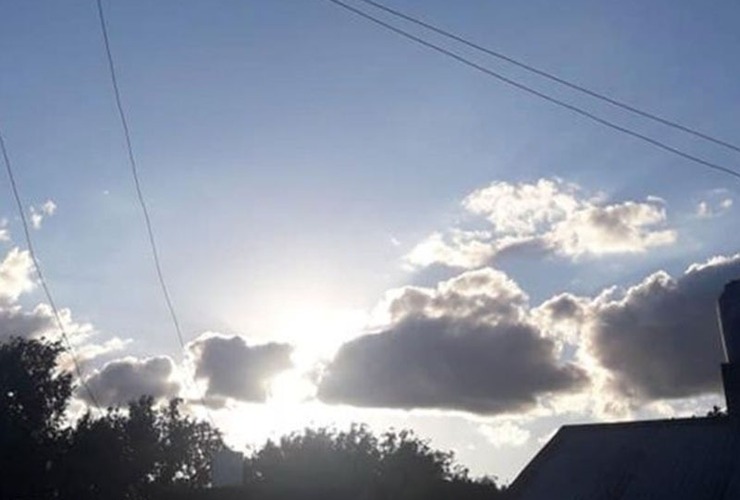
[0,305,54,341]
[318,316,587,414]
[82,356,181,407]
[189,334,293,405]
[539,293,586,323]
[582,255,740,401]
[535,254,740,405]
[319,268,587,414]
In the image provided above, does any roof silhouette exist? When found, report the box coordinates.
[509,416,740,500]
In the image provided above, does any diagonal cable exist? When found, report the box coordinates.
[94,0,216,424]
[0,126,101,408]
[356,0,740,155]
[94,0,186,349]
[324,0,740,182]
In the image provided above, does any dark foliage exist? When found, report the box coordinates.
[0,336,503,500]
[0,337,72,498]
[243,425,504,500]
[60,396,223,499]
[706,405,727,417]
[0,336,223,499]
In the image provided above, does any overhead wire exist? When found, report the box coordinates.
[94,0,186,350]
[355,0,740,155]
[323,0,740,182]
[0,126,101,409]
[93,0,215,424]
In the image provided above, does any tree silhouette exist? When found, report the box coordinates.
[62,409,131,499]
[0,336,72,498]
[0,336,223,499]
[62,396,224,498]
[244,425,503,500]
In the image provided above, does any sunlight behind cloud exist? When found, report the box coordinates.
[267,370,316,405]
[272,305,370,366]
[479,421,531,448]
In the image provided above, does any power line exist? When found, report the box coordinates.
[94,0,187,349]
[355,0,740,155]
[324,0,740,182]
[0,126,101,409]
[93,0,215,425]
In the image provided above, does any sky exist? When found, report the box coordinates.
[1,0,740,483]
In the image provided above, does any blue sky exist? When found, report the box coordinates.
[2,0,740,482]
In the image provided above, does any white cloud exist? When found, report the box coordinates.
[479,421,531,448]
[405,178,676,269]
[696,196,733,219]
[463,178,583,236]
[404,230,498,269]
[0,248,35,305]
[29,199,57,230]
[546,201,675,257]
[74,337,132,364]
[0,218,9,242]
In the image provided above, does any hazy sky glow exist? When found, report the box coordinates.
[2,0,740,482]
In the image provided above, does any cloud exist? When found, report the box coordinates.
[463,178,582,236]
[542,254,740,405]
[0,248,35,304]
[403,230,498,270]
[695,192,733,219]
[323,252,740,416]
[188,333,293,406]
[29,200,57,230]
[82,356,181,407]
[0,300,97,350]
[479,421,531,448]
[318,268,587,414]
[0,304,55,340]
[589,255,739,401]
[73,337,132,364]
[0,218,8,242]
[405,179,676,269]
[0,248,56,341]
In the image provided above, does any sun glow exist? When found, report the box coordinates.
[259,305,369,418]
[267,370,316,405]
[215,301,371,425]
[274,306,370,365]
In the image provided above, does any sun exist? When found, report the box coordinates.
[264,306,369,410]
[267,369,316,406]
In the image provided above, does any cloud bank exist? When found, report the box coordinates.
[321,251,740,416]
[406,178,676,269]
